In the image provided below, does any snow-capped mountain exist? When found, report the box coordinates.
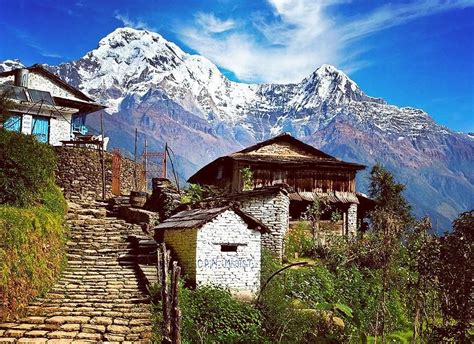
[49,28,449,142]
[1,27,473,231]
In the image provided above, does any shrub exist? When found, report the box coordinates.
[0,201,68,319]
[0,129,56,207]
[179,286,262,343]
[285,221,315,259]
[0,129,68,319]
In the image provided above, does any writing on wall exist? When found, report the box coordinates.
[197,255,258,271]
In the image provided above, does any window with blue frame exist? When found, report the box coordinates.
[31,116,49,143]
[72,114,88,135]
[3,115,22,132]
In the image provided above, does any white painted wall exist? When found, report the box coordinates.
[195,210,261,293]
[21,114,32,135]
[28,72,85,102]
[49,114,72,146]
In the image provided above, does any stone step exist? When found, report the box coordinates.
[0,202,153,342]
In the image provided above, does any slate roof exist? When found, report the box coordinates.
[188,134,365,184]
[154,206,268,233]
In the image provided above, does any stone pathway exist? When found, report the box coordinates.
[0,201,153,343]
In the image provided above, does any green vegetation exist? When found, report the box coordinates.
[0,129,57,206]
[180,286,262,343]
[240,167,254,191]
[152,163,472,343]
[180,183,220,204]
[0,129,68,320]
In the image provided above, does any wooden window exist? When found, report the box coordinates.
[217,165,224,179]
[3,114,22,132]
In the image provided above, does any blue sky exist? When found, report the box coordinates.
[0,0,473,132]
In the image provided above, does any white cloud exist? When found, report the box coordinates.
[176,0,474,83]
[195,12,236,33]
[114,13,152,30]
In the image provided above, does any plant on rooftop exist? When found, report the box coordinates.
[240,167,254,191]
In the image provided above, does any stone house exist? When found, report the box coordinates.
[0,64,104,145]
[154,206,268,294]
[188,133,372,237]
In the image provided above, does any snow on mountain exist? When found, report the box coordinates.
[0,59,24,72]
[1,27,472,231]
[50,28,439,140]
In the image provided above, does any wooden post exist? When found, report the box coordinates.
[134,128,138,190]
[157,247,163,291]
[163,142,168,179]
[160,244,171,344]
[171,261,181,344]
[100,113,106,200]
[158,243,181,344]
[144,137,148,193]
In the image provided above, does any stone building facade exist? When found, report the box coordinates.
[54,147,144,201]
[155,207,266,294]
[0,65,104,145]
[227,186,290,259]
[347,203,358,236]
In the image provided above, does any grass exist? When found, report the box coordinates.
[0,185,68,320]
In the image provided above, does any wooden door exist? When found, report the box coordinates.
[112,149,122,196]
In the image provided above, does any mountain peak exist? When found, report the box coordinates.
[298,63,385,105]
[0,59,24,72]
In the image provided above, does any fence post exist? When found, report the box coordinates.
[158,243,181,344]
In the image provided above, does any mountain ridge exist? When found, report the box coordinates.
[1,27,472,231]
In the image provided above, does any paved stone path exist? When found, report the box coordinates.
[0,201,153,343]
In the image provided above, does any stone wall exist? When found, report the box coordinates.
[196,210,261,293]
[164,229,198,283]
[54,147,144,201]
[49,115,72,146]
[347,203,358,236]
[237,189,290,259]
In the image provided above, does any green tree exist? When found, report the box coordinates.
[0,89,14,125]
[431,211,473,343]
[368,163,415,234]
[405,217,439,342]
[367,164,414,342]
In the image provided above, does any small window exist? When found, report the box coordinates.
[3,115,21,132]
[217,165,224,180]
[221,244,238,252]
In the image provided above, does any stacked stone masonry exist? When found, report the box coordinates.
[0,201,152,343]
[54,147,144,201]
[238,190,290,259]
[347,203,358,236]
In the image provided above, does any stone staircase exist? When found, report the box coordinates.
[0,201,153,343]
